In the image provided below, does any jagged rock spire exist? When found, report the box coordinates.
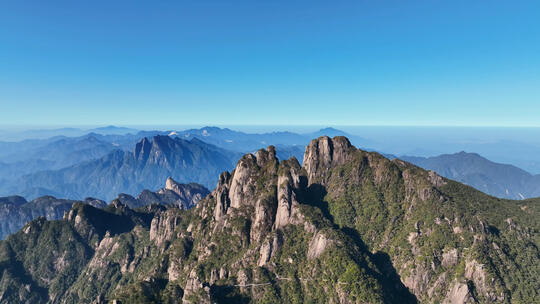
[303,136,352,183]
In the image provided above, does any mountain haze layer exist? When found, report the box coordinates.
[0,127,348,200]
[1,136,237,200]
[402,152,540,199]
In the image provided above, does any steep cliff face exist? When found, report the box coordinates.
[0,137,538,304]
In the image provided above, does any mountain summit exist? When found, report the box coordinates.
[0,136,537,303]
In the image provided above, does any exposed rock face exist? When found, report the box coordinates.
[113,178,209,209]
[182,269,210,304]
[303,136,353,183]
[257,240,273,266]
[229,154,260,209]
[442,248,459,268]
[307,231,330,259]
[150,209,180,247]
[134,136,152,162]
[444,281,476,304]
[274,159,304,229]
[213,172,231,222]
[464,259,504,302]
[0,136,538,304]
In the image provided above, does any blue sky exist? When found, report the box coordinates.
[1,1,539,126]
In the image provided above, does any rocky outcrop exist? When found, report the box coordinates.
[114,178,209,209]
[213,172,231,222]
[442,248,459,268]
[150,209,181,248]
[303,136,353,183]
[0,136,538,304]
[229,154,260,209]
[444,281,476,304]
[182,269,211,304]
[274,159,304,229]
[307,231,331,259]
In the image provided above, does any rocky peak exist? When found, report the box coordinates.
[218,171,231,187]
[165,177,182,193]
[0,195,27,206]
[211,147,282,229]
[158,178,210,209]
[255,145,277,167]
[208,146,309,245]
[274,158,304,229]
[151,135,172,151]
[108,178,210,210]
[134,137,152,162]
[82,197,107,208]
[133,135,179,165]
[213,172,231,222]
[228,147,278,210]
[303,136,353,183]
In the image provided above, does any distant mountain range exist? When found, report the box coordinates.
[0,125,140,141]
[173,126,372,152]
[0,131,171,181]
[3,126,540,202]
[401,151,540,199]
[0,177,208,240]
[0,127,356,200]
[0,127,358,179]
[0,135,238,200]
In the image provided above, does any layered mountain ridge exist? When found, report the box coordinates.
[401,152,540,199]
[2,136,238,200]
[0,177,208,240]
[0,136,538,303]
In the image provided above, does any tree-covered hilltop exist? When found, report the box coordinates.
[0,137,538,303]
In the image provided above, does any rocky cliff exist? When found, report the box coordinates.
[0,136,537,303]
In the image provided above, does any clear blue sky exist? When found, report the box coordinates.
[1,0,539,126]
